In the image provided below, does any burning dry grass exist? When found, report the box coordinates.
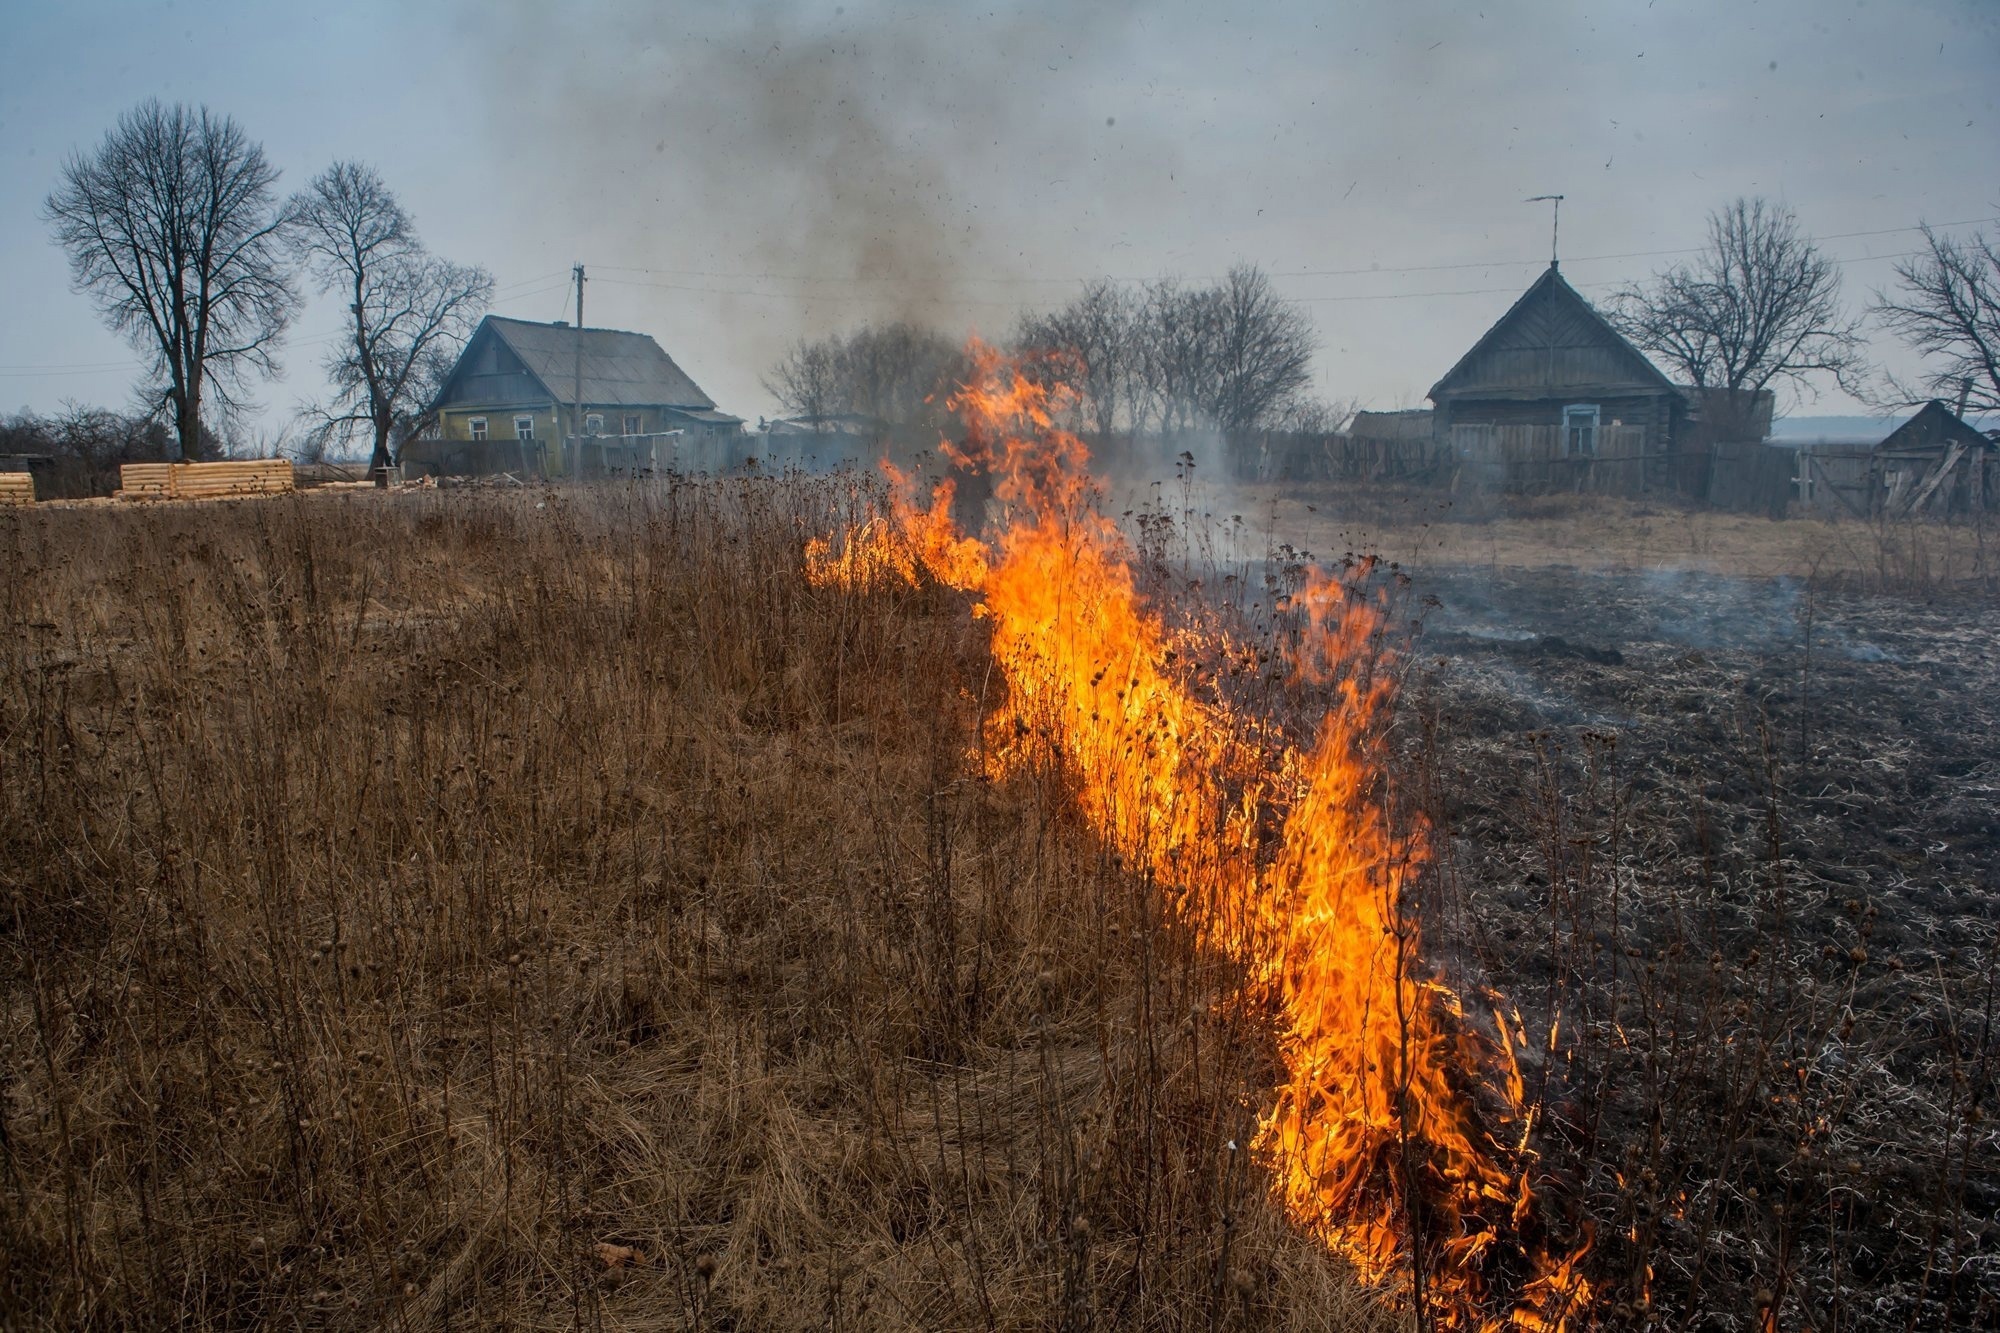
[807,349,1597,1329]
[7,429,1991,1331]
[0,483,1383,1330]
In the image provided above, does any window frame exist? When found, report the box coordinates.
[623,414,642,437]
[467,416,488,442]
[514,414,536,442]
[584,412,604,436]
[1563,403,1600,458]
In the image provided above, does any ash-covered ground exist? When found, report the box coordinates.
[1404,565,1998,1328]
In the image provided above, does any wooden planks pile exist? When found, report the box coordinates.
[117,460,294,501]
[0,472,33,506]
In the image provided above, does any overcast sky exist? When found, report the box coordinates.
[3,0,1996,436]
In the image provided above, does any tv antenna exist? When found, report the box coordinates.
[1526,195,1564,267]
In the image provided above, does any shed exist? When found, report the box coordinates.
[1795,401,1994,518]
[1873,401,1993,516]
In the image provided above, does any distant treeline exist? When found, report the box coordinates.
[764,264,1351,441]
[0,405,181,498]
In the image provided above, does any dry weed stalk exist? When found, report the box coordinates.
[0,478,1386,1331]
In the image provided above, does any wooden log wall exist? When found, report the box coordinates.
[0,472,34,506]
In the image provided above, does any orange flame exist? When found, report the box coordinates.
[808,341,1592,1328]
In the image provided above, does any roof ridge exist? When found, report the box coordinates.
[1428,264,1674,401]
[483,313,661,340]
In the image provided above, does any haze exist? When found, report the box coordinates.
[3,0,1995,432]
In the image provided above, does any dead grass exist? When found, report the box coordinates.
[1215,482,2000,593]
[0,479,1381,1331]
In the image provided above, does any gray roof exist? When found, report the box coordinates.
[482,316,716,410]
[1429,264,1676,402]
[666,407,745,426]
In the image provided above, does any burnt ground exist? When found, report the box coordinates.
[1401,566,1999,1329]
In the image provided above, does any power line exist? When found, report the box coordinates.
[583,216,1997,289]
[0,224,1979,380]
[587,246,1938,310]
[589,274,1025,308]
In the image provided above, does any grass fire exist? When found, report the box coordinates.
[6,7,2000,1328]
[809,344,1594,1327]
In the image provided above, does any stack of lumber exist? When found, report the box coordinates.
[117,460,294,501]
[0,472,33,506]
[117,463,176,499]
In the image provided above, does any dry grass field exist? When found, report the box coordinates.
[4,472,1995,1331]
[1204,482,2000,593]
[0,480,1381,1331]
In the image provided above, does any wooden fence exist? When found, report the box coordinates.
[1705,440,1798,517]
[1797,443,1995,519]
[117,460,294,501]
[0,472,33,506]
[1451,423,1656,495]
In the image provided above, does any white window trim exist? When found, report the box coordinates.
[1563,403,1600,457]
[585,413,605,436]
[514,414,536,442]
[467,416,488,441]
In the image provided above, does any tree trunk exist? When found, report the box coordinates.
[176,386,204,461]
[371,411,394,487]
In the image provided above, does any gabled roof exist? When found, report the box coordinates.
[1877,400,1994,455]
[1428,264,1676,401]
[444,316,718,410]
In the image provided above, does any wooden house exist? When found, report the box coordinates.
[1428,264,1683,493]
[1427,263,1775,500]
[407,316,741,478]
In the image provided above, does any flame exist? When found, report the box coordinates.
[808,341,1593,1328]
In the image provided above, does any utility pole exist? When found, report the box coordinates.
[571,263,585,477]
[1526,194,1564,267]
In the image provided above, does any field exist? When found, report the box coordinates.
[0,481,1377,1331]
[3,474,1996,1330]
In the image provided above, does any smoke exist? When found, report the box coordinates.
[459,0,1157,412]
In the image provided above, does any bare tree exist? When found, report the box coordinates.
[1206,264,1318,434]
[763,338,842,428]
[1131,267,1316,434]
[1607,197,1865,398]
[291,162,491,477]
[839,323,963,428]
[1872,224,2000,415]
[44,101,297,460]
[762,322,961,430]
[1016,279,1142,435]
[1273,395,1360,436]
[1140,277,1224,434]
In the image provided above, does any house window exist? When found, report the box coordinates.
[585,413,604,436]
[467,416,488,441]
[623,414,642,436]
[514,415,536,442]
[1563,404,1600,457]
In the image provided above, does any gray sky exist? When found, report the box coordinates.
[3,0,1996,435]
